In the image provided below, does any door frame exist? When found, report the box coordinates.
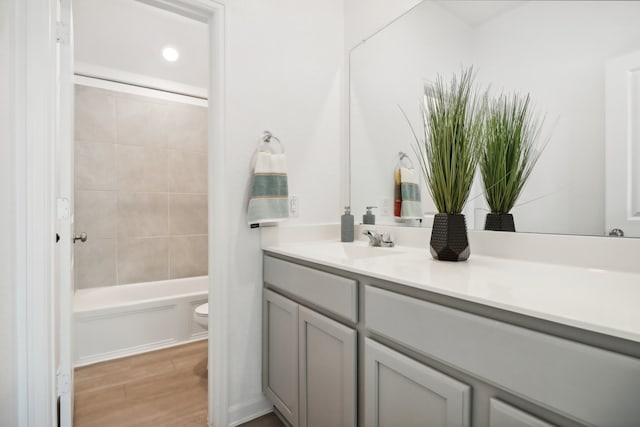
[17,0,229,426]
[605,49,640,237]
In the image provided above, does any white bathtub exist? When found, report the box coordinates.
[74,276,208,366]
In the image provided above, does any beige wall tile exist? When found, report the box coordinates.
[75,238,117,289]
[168,150,207,194]
[74,87,210,287]
[118,238,169,285]
[117,96,168,148]
[169,236,208,279]
[116,145,168,192]
[118,193,169,238]
[167,104,208,152]
[75,85,117,143]
[75,142,117,191]
[75,191,117,239]
[169,194,207,236]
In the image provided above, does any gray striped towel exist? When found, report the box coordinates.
[399,167,422,219]
[248,151,289,225]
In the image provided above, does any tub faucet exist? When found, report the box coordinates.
[362,230,395,248]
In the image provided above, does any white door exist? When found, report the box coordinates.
[56,0,75,424]
[606,50,640,238]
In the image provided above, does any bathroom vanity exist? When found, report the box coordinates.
[261,235,640,427]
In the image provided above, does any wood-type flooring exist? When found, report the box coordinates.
[73,340,283,427]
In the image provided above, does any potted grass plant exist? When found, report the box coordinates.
[408,67,485,261]
[480,93,544,232]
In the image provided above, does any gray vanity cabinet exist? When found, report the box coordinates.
[364,338,471,427]
[263,257,357,427]
[264,289,299,426]
[489,399,555,427]
[298,306,356,427]
[264,254,640,427]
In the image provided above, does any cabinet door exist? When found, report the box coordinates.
[299,306,356,427]
[264,289,299,427]
[490,399,557,427]
[364,338,471,427]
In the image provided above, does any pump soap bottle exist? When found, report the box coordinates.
[341,206,354,242]
[363,206,377,225]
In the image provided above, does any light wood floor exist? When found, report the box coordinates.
[74,340,284,427]
[74,340,209,427]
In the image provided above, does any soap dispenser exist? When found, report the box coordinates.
[363,206,377,225]
[341,206,354,242]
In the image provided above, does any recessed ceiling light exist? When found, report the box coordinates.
[162,46,179,62]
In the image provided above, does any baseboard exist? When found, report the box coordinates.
[272,406,292,427]
[74,336,207,367]
[228,395,273,427]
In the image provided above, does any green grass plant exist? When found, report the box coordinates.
[480,93,544,214]
[407,67,485,214]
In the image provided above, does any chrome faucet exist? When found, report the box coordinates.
[362,230,395,247]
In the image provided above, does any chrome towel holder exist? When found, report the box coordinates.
[260,130,285,154]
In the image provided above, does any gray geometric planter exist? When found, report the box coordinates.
[484,213,516,232]
[430,213,470,262]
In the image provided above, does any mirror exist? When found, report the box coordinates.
[350,0,640,237]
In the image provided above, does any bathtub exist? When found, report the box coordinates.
[74,276,208,366]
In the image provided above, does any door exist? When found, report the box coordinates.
[263,289,299,426]
[298,306,356,427]
[364,338,471,427]
[56,0,75,424]
[606,50,640,237]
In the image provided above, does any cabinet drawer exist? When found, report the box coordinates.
[490,399,556,427]
[264,256,357,323]
[365,286,640,427]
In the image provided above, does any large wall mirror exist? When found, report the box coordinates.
[350,0,640,237]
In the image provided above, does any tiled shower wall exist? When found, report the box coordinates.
[74,84,208,289]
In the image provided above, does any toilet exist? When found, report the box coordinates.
[194,303,208,329]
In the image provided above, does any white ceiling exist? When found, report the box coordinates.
[73,0,209,91]
[437,1,526,27]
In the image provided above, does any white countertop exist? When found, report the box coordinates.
[263,240,640,343]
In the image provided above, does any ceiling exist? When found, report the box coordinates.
[437,1,526,27]
[73,0,209,92]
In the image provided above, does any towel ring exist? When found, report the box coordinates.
[398,151,414,168]
[260,131,285,154]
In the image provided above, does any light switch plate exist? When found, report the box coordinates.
[289,195,299,217]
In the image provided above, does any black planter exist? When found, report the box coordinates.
[430,213,470,261]
[484,213,515,232]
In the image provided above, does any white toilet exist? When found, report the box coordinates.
[194,303,208,329]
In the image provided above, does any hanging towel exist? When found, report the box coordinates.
[396,167,422,219]
[394,167,402,217]
[248,151,289,225]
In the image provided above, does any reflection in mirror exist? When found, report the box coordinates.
[350,1,640,237]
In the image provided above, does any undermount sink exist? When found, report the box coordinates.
[337,243,405,260]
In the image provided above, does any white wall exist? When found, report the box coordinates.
[344,0,422,50]
[224,0,344,422]
[0,0,18,424]
[349,1,471,223]
[342,0,421,208]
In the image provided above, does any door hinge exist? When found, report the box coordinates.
[56,372,70,396]
[57,198,70,220]
[56,21,70,45]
